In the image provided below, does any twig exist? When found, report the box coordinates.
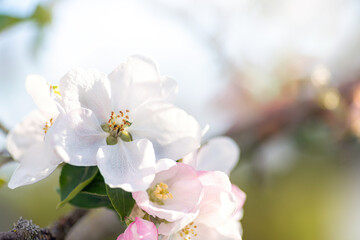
[0,208,88,240]
[0,121,9,135]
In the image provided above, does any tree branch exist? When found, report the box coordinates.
[0,209,88,240]
[0,121,9,135]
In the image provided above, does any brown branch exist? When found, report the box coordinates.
[0,209,88,240]
[0,121,9,135]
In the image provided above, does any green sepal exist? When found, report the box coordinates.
[106,184,135,221]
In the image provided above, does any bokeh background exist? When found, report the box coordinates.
[1,0,360,239]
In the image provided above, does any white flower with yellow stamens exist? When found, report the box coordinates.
[7,75,64,189]
[54,55,202,192]
[133,161,203,223]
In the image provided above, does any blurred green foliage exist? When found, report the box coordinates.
[0,5,52,33]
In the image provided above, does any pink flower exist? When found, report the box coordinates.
[132,162,203,222]
[117,217,158,240]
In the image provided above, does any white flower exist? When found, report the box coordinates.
[183,136,240,175]
[54,55,202,192]
[7,75,64,189]
[160,171,244,240]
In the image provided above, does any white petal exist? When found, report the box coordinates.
[109,55,160,85]
[8,142,62,189]
[97,139,156,192]
[156,158,176,173]
[53,108,107,166]
[25,75,59,115]
[169,221,235,240]
[197,137,240,175]
[216,219,243,240]
[7,110,50,160]
[59,68,112,121]
[182,151,198,169]
[158,212,198,236]
[108,55,178,111]
[130,102,201,160]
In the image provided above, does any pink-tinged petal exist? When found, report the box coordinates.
[59,68,112,121]
[133,163,203,222]
[196,171,237,227]
[7,110,48,160]
[8,142,62,189]
[97,139,156,192]
[196,136,240,175]
[117,217,158,240]
[53,108,107,166]
[231,184,246,219]
[108,55,177,111]
[130,102,201,161]
[25,75,59,116]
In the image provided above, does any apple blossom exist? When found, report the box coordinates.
[132,162,203,223]
[7,75,64,189]
[117,217,158,240]
[54,55,201,192]
[159,171,244,240]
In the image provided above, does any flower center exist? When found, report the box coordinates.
[179,222,198,240]
[50,85,61,97]
[102,110,133,144]
[43,118,54,134]
[147,182,173,205]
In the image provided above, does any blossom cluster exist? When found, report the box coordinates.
[6,55,245,239]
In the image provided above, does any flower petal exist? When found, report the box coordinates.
[25,75,59,115]
[196,137,240,175]
[231,184,246,219]
[196,171,237,227]
[8,142,62,189]
[7,110,49,160]
[133,163,203,222]
[96,139,156,192]
[53,108,107,166]
[59,68,112,121]
[108,55,178,111]
[130,102,201,160]
[117,217,158,240]
[170,221,237,240]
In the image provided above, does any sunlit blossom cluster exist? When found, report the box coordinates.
[6,55,245,239]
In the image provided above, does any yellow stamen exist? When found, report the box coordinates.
[43,118,54,134]
[180,222,198,240]
[147,182,173,205]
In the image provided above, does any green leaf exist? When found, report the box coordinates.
[106,185,135,221]
[82,171,107,196]
[69,192,112,209]
[57,164,98,209]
